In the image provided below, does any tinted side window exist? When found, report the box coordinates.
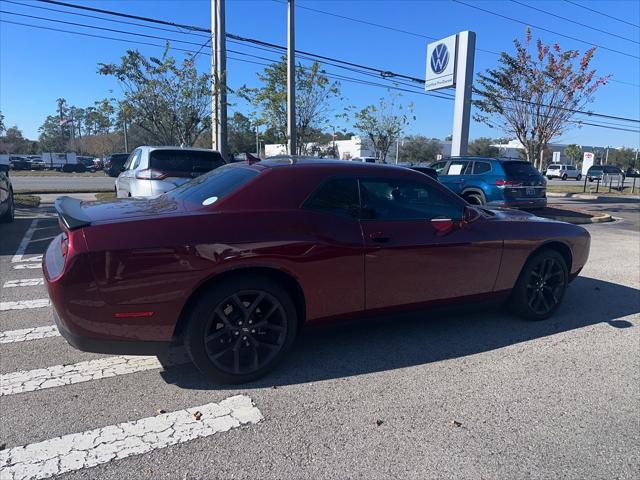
[150,150,225,174]
[472,161,491,175]
[360,179,462,221]
[446,161,471,175]
[304,178,360,219]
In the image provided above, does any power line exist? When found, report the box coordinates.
[452,0,640,59]
[563,0,640,29]
[9,2,640,125]
[3,17,636,135]
[510,0,639,45]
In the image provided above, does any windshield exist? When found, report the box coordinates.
[502,161,541,177]
[588,166,603,171]
[547,165,560,169]
[165,163,259,206]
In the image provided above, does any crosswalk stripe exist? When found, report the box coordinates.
[0,326,60,344]
[1,352,189,396]
[0,395,263,480]
[0,299,51,311]
[12,263,41,270]
[11,219,39,263]
[2,278,44,288]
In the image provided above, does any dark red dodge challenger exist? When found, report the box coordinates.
[44,158,590,383]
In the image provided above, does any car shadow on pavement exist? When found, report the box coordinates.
[159,275,639,390]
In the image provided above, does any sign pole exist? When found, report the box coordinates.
[451,31,476,157]
[287,0,297,156]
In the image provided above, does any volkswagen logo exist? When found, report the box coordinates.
[430,43,449,75]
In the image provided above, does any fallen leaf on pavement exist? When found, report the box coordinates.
[449,420,462,428]
[192,411,203,421]
[376,419,384,426]
[155,409,166,415]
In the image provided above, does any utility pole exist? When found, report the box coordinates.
[287,0,296,156]
[215,0,228,160]
[605,146,609,164]
[255,124,259,157]
[123,112,129,153]
[210,0,218,151]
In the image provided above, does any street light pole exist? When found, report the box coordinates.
[287,0,296,156]
[210,0,218,151]
[215,0,228,160]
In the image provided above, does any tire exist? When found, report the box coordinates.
[184,275,298,384]
[0,189,15,223]
[546,176,553,180]
[465,192,485,205]
[508,249,568,321]
[576,174,582,181]
[561,174,568,181]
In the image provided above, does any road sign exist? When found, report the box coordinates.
[582,151,594,175]
[425,34,457,91]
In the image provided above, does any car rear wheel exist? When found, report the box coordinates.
[0,189,14,223]
[184,276,298,384]
[509,249,568,321]
[465,192,485,205]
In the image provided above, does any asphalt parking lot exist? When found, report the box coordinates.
[0,200,638,479]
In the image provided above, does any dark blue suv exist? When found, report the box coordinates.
[429,157,547,209]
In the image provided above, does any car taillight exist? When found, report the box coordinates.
[136,168,168,180]
[60,233,69,257]
[496,179,522,187]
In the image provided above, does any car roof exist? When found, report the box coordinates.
[444,156,531,163]
[256,156,411,173]
[137,146,222,154]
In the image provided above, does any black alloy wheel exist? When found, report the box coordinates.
[203,291,288,375]
[509,249,568,320]
[184,276,298,384]
[525,257,566,316]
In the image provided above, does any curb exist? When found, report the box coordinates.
[547,192,640,200]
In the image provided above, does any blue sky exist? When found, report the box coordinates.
[1,0,639,148]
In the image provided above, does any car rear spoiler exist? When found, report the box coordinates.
[55,196,91,230]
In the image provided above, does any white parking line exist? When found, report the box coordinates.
[11,219,41,263]
[0,299,51,311]
[0,326,61,344]
[0,395,263,480]
[12,263,41,270]
[0,352,188,396]
[2,278,45,288]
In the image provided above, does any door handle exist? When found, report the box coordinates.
[369,232,390,243]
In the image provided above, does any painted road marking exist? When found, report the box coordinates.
[0,326,60,344]
[0,299,51,311]
[12,263,41,270]
[11,219,42,263]
[0,395,263,480]
[2,278,44,288]
[1,352,189,396]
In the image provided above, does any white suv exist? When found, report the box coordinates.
[116,146,226,198]
[546,164,581,181]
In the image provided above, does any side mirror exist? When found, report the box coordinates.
[463,205,481,224]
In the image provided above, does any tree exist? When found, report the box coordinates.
[240,58,341,154]
[0,125,38,154]
[99,44,211,146]
[467,137,500,157]
[398,135,442,163]
[0,111,5,135]
[564,144,582,165]
[474,29,609,170]
[227,112,256,154]
[353,93,414,162]
[607,147,636,170]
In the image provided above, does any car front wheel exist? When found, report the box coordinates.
[561,174,568,180]
[576,174,582,181]
[184,276,298,384]
[509,249,568,321]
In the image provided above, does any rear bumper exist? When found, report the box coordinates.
[488,197,547,209]
[53,308,170,355]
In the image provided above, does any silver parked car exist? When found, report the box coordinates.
[115,146,226,198]
[546,163,582,181]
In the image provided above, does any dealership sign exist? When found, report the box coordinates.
[582,151,595,175]
[425,34,457,91]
